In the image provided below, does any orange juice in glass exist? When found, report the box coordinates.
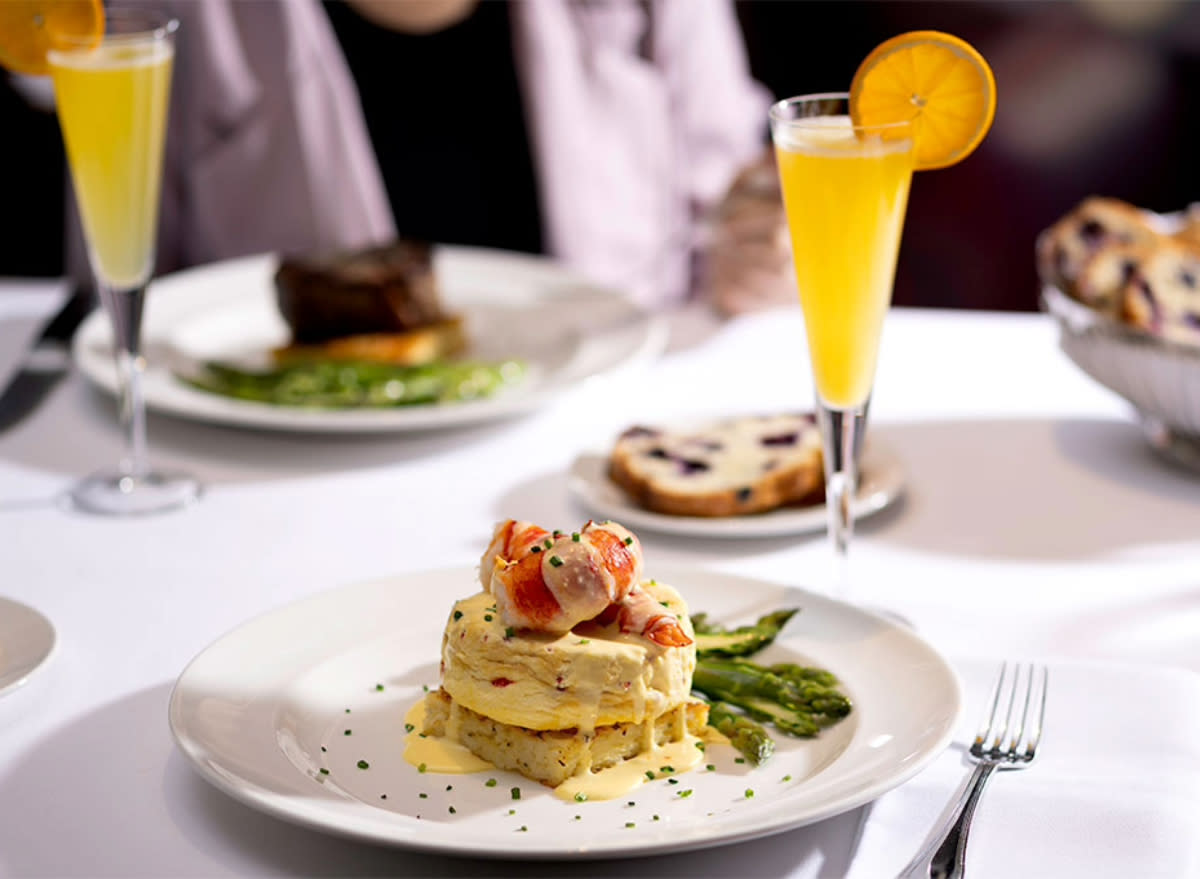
[48,6,199,515]
[51,32,172,290]
[770,94,915,593]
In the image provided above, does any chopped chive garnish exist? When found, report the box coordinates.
[419,792,427,798]
[625,822,635,828]
[543,538,553,549]
[511,787,522,800]
[486,778,497,787]
[344,729,352,736]
[404,723,414,733]
[668,778,679,785]
[549,555,564,567]
[572,532,581,542]
[418,763,427,773]
[735,758,746,764]
[504,626,515,639]
[374,683,384,691]
[484,614,493,622]
[706,764,716,771]
[678,789,694,798]
[453,610,463,620]
[574,792,587,802]
[318,768,329,775]
[745,788,755,798]
[623,537,633,546]
[782,774,792,782]
[645,771,656,780]
[530,546,542,553]
[357,760,369,770]
[449,806,456,814]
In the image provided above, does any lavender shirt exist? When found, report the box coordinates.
[91,0,770,308]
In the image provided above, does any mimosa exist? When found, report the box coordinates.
[47,7,197,516]
[49,38,172,290]
[774,116,914,409]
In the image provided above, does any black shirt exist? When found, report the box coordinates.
[323,1,544,255]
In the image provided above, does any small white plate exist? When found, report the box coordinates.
[568,440,905,539]
[168,566,959,859]
[0,598,56,698]
[73,248,667,433]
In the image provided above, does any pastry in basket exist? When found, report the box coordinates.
[273,239,465,364]
[1173,205,1200,247]
[1074,243,1152,315]
[420,519,707,791]
[1120,239,1200,347]
[608,414,824,517]
[1036,196,1159,295]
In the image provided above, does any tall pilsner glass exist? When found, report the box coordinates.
[49,7,199,515]
[769,94,915,598]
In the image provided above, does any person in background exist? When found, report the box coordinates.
[61,0,791,313]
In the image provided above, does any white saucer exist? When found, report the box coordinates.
[0,598,56,698]
[568,439,905,539]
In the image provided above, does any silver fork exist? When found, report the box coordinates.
[899,662,1049,879]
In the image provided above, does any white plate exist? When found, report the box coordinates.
[73,249,667,433]
[0,598,56,698]
[568,440,905,539]
[168,567,960,859]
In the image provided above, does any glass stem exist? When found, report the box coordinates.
[816,401,867,600]
[101,283,149,480]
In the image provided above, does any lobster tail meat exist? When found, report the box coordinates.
[482,519,646,635]
[614,584,694,648]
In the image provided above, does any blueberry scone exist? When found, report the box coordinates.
[1074,243,1152,315]
[1120,239,1200,347]
[608,414,824,517]
[1036,196,1159,295]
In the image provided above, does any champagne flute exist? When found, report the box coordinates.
[769,94,915,598]
[49,5,199,515]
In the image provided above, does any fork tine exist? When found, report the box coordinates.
[1023,665,1049,761]
[1006,663,1033,752]
[975,661,1009,752]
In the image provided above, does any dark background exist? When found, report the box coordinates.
[4,0,1199,312]
[737,0,1200,311]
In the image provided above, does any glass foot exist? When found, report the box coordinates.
[67,470,201,516]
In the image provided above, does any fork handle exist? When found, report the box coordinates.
[898,762,997,879]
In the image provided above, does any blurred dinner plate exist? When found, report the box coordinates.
[72,248,667,433]
[168,566,960,859]
[0,597,56,698]
[567,439,905,539]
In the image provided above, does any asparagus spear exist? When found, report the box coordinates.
[693,658,852,738]
[706,701,775,765]
[182,359,524,408]
[691,608,799,657]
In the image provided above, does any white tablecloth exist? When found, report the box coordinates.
[2,279,1200,877]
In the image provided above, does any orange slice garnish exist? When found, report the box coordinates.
[849,30,996,171]
[0,0,104,77]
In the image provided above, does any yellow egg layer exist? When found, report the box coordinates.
[438,581,696,733]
